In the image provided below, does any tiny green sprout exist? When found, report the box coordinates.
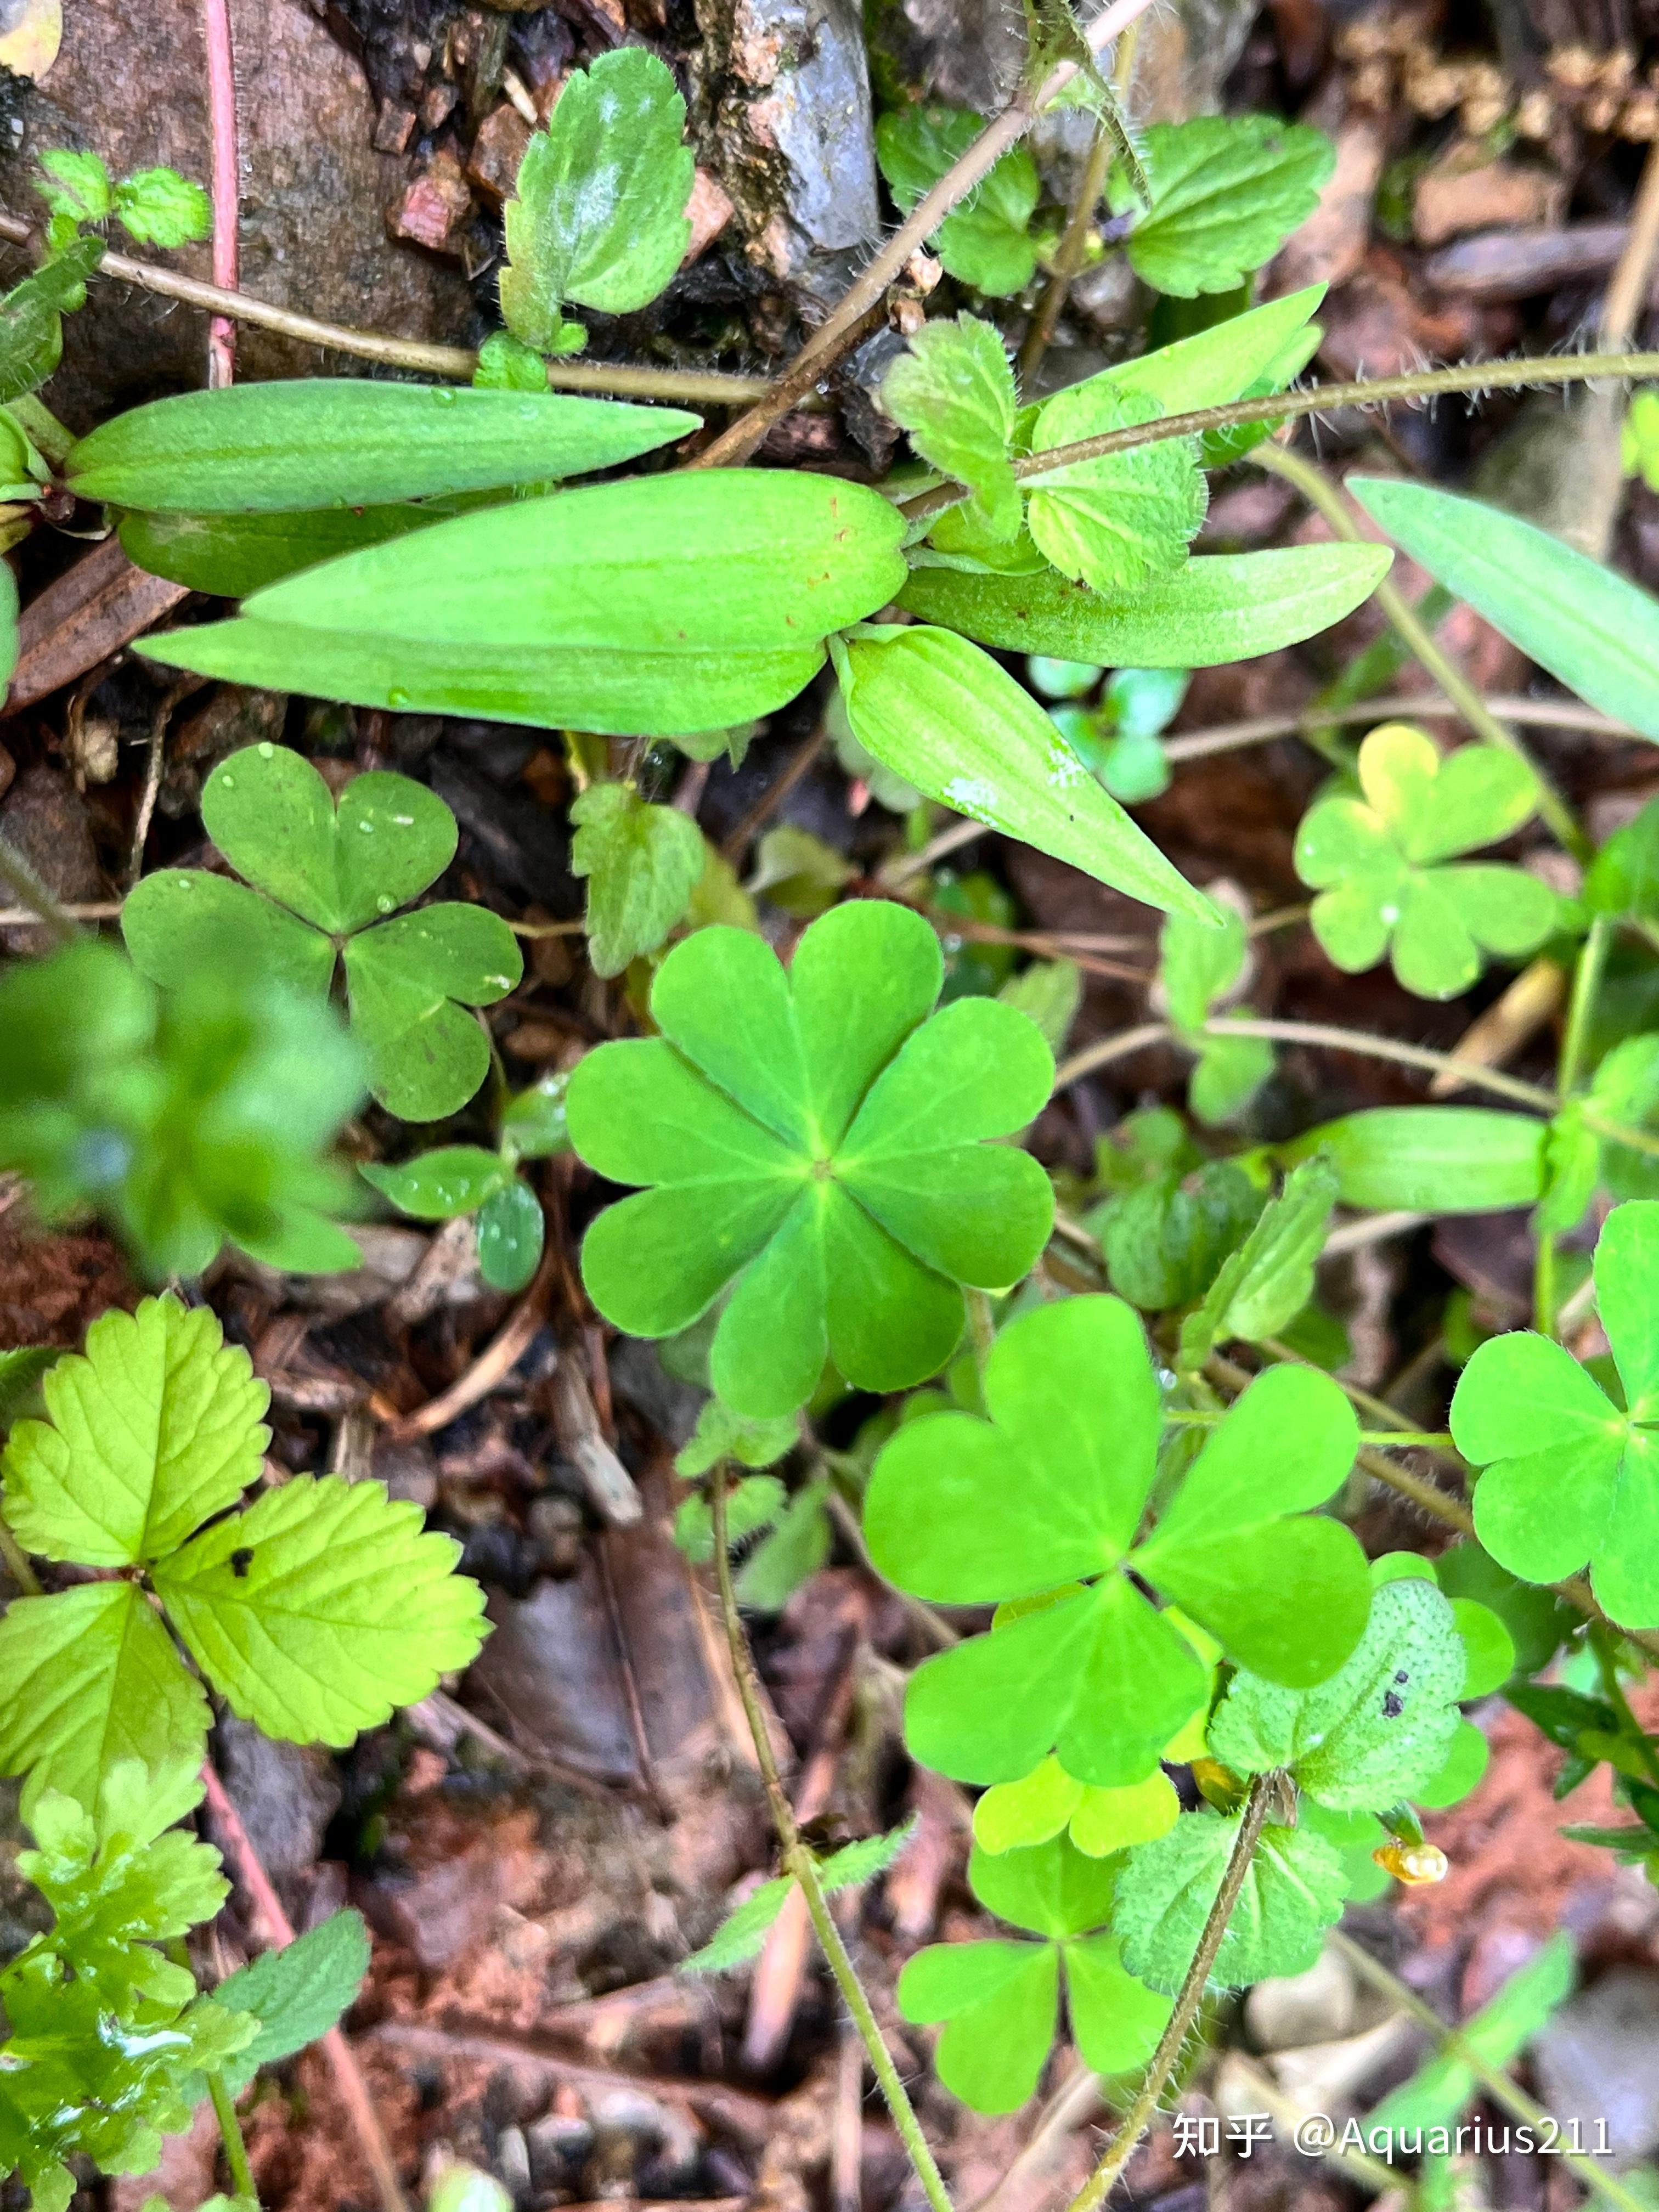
[1158,897,1273,1126]
[683,1821,917,1974]
[898,1833,1171,2112]
[1294,721,1558,1000]
[864,1295,1370,1788]
[1452,1198,1659,1629]
[0,1296,487,1805]
[36,149,210,253]
[121,743,523,1122]
[566,900,1056,1418]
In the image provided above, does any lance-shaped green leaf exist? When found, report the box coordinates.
[1351,475,1659,740]
[154,1472,488,1744]
[1177,1159,1338,1369]
[883,314,1021,540]
[1209,1575,1465,1809]
[122,745,521,1121]
[1295,724,1555,999]
[836,627,1217,923]
[876,106,1042,296]
[65,379,696,512]
[570,782,705,977]
[212,1909,371,2093]
[864,1295,1368,1786]
[1025,385,1207,595]
[360,1146,511,1220]
[119,503,444,598]
[1114,1811,1347,1993]
[897,1835,1171,2111]
[1159,902,1273,1126]
[899,544,1390,663]
[2,1296,270,1567]
[1039,285,1325,429]
[1452,1199,1659,1628]
[1367,1937,1574,2135]
[1108,116,1334,296]
[1281,1107,1547,1212]
[499,49,693,355]
[567,902,1056,1417]
[684,1822,917,1972]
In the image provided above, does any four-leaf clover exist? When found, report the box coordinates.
[1451,1199,1659,1628]
[896,1834,1171,2112]
[566,901,1056,1417]
[864,1296,1370,1787]
[121,743,523,1120]
[1294,724,1556,1000]
[0,1296,487,1805]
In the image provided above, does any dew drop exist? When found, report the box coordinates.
[358,819,375,833]
[258,741,275,758]
[376,894,394,913]
[431,388,458,408]
[218,775,234,789]
[392,814,414,826]
[387,687,410,707]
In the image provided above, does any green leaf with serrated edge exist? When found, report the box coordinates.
[474,329,549,390]
[37,148,115,228]
[674,1398,798,1477]
[866,1298,1366,1784]
[1279,1107,1547,1212]
[1453,1199,1659,1627]
[500,49,692,351]
[571,782,704,977]
[998,960,1082,1056]
[0,1347,57,1429]
[1368,1936,1574,2135]
[569,904,1054,1416]
[1177,1158,1338,1370]
[476,1180,544,1293]
[899,1940,1060,2111]
[248,470,905,654]
[212,1909,371,2092]
[0,236,104,404]
[0,1582,210,1809]
[119,504,444,599]
[674,1474,784,1561]
[1351,476,1659,740]
[900,544,1391,663]
[876,106,1041,296]
[1209,1577,1465,1810]
[1116,1813,1347,1994]
[735,1476,832,1610]
[138,616,830,738]
[1295,724,1553,1000]
[820,1817,918,1892]
[21,1758,228,1960]
[883,315,1021,540]
[66,380,696,512]
[360,1147,510,1220]
[114,167,211,248]
[1109,116,1334,296]
[154,1474,487,1745]
[2,1294,269,1567]
[681,1876,794,1972]
[1026,386,1207,595]
[837,627,1216,923]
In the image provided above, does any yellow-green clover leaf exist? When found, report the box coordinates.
[121,743,522,1121]
[864,1296,1370,1787]
[896,1833,1171,2112]
[1451,1198,1659,1629]
[566,902,1056,1418]
[1294,723,1556,1000]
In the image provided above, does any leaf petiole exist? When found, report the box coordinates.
[208,2070,259,2205]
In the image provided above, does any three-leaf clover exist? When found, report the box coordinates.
[882,314,1022,541]
[122,743,523,1121]
[566,901,1056,1418]
[1158,900,1274,1126]
[896,1834,1171,2112]
[1113,1807,1347,1994]
[0,1296,487,1804]
[1037,662,1187,806]
[863,1295,1370,1787]
[875,106,1044,295]
[499,49,694,358]
[362,1073,568,1293]
[1451,1199,1659,1628]
[1106,115,1334,296]
[1294,723,1556,1000]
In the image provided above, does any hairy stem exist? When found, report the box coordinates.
[208,2070,259,2204]
[1201,1015,1557,1109]
[710,1469,956,2212]
[696,0,1162,467]
[1065,1772,1277,2212]
[0,213,770,404]
[1252,442,1585,856]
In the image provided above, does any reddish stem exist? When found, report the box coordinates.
[203,0,239,385]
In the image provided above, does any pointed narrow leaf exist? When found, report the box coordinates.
[1282,1107,1547,1211]
[214,1909,373,2092]
[120,504,443,598]
[681,1876,794,1972]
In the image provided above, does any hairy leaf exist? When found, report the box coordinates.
[1177,1159,1338,1368]
[1109,116,1334,296]
[114,167,212,248]
[571,782,705,977]
[1115,1813,1347,1993]
[1026,385,1207,594]
[0,236,104,403]
[876,106,1042,295]
[213,1909,372,2092]
[884,314,1022,539]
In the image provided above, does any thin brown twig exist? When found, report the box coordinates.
[0,213,771,404]
[720,726,827,861]
[382,1250,553,1440]
[200,1760,410,2212]
[696,0,1163,468]
[1160,692,1637,763]
[1601,136,1659,350]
